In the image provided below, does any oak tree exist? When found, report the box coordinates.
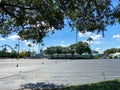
[0,0,119,42]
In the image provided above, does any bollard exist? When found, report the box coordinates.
[16,64,19,67]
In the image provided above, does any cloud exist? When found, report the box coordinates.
[90,35,102,40]
[60,44,70,47]
[113,34,120,40]
[7,35,20,40]
[83,34,102,45]
[22,40,38,48]
[79,32,92,37]
[95,48,101,51]
[0,38,6,41]
[83,40,101,45]
[60,40,70,47]
[95,48,103,53]
[92,41,102,44]
[22,40,34,47]
[117,46,120,48]
[79,32,103,45]
[22,40,40,53]
[79,32,103,41]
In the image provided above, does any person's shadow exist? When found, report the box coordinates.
[19,82,66,90]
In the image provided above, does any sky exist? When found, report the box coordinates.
[0,0,120,54]
[43,22,120,53]
[0,22,119,54]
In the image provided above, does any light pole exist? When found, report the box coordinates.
[17,38,20,60]
[75,29,78,58]
[76,29,78,46]
[32,41,36,58]
[18,39,20,54]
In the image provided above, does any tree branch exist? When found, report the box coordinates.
[1,5,18,19]
[0,2,40,10]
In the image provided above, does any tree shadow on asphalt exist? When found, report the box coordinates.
[19,82,66,90]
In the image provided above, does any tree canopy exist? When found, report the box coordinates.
[44,41,91,57]
[70,41,91,55]
[0,0,120,42]
[104,48,120,56]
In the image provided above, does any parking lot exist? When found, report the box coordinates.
[0,59,120,90]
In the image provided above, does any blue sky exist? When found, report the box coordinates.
[0,0,120,53]
[43,22,120,53]
[0,22,119,54]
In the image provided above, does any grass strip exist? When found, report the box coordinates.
[59,78,120,90]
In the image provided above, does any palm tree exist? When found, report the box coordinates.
[15,43,20,59]
[15,44,19,53]
[41,43,45,48]
[40,43,45,57]
[32,40,36,58]
[28,43,32,52]
[87,37,93,45]
[2,47,7,53]
[41,43,45,51]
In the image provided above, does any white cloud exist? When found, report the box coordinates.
[78,32,103,40]
[117,46,120,48]
[60,44,70,47]
[79,33,103,45]
[79,32,92,37]
[91,35,102,40]
[95,48,101,51]
[0,38,6,41]
[95,48,103,53]
[83,40,101,45]
[92,41,102,44]
[22,40,40,53]
[60,40,70,47]
[7,35,20,40]
[113,34,120,40]
[34,45,39,51]
[83,40,88,43]
[22,40,34,47]
[23,40,38,48]
[87,34,103,45]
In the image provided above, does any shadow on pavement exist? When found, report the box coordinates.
[18,82,66,90]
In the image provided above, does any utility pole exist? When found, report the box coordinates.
[75,29,78,58]
[17,38,20,60]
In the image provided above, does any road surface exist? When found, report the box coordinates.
[0,59,120,90]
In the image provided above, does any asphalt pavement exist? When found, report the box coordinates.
[0,59,120,90]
